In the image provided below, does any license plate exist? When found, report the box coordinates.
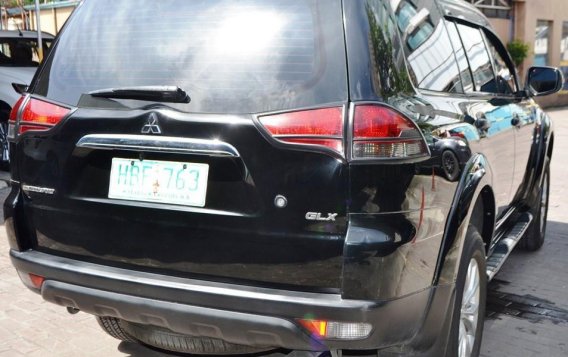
[108,158,209,207]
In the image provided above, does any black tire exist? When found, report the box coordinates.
[442,150,460,181]
[519,164,550,251]
[446,226,487,357]
[122,322,271,355]
[96,316,137,342]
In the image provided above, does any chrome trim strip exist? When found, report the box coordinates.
[22,185,55,195]
[76,134,239,157]
[75,196,250,217]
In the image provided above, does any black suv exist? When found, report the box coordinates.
[4,0,561,356]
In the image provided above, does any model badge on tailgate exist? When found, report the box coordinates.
[305,212,338,222]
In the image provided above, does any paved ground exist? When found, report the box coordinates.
[480,107,568,357]
[0,108,567,356]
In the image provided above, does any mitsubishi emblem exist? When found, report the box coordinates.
[141,113,162,134]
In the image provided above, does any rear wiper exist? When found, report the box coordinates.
[88,86,190,103]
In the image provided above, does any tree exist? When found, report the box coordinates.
[1,0,39,30]
[507,40,530,68]
[4,0,37,5]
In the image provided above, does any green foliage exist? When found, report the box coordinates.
[3,0,37,7]
[365,3,414,97]
[507,40,530,67]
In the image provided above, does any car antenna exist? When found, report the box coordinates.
[16,24,23,37]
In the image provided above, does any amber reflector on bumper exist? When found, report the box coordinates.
[17,271,45,290]
[298,319,372,340]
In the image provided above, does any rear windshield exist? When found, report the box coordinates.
[33,0,347,114]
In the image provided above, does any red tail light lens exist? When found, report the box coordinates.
[12,97,71,135]
[352,104,429,159]
[9,96,25,122]
[8,96,26,139]
[258,107,343,154]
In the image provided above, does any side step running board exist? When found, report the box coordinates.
[486,212,533,281]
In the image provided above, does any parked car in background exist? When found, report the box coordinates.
[0,30,54,169]
[4,0,561,356]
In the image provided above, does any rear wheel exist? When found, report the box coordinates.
[96,316,137,342]
[442,150,460,181]
[519,165,549,251]
[121,322,272,355]
[446,226,486,357]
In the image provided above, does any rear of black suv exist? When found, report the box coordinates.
[5,0,457,355]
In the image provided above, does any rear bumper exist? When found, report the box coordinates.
[11,249,453,352]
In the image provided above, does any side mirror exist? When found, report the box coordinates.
[525,66,564,97]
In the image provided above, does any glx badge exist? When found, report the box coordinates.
[141,113,162,134]
[305,212,337,222]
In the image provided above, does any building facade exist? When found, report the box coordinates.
[2,1,79,36]
[27,1,79,36]
[467,0,568,107]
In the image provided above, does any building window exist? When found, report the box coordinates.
[466,0,511,19]
[560,22,568,91]
[534,20,551,66]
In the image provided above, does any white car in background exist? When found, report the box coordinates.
[0,30,54,169]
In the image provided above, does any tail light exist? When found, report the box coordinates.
[7,96,25,139]
[8,96,72,138]
[258,107,343,154]
[352,104,429,160]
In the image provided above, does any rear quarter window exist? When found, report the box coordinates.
[392,0,463,93]
[33,0,347,114]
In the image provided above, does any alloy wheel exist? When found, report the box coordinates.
[540,172,549,236]
[458,258,480,357]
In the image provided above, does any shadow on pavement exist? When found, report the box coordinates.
[117,342,315,357]
[118,341,185,356]
[485,220,568,325]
